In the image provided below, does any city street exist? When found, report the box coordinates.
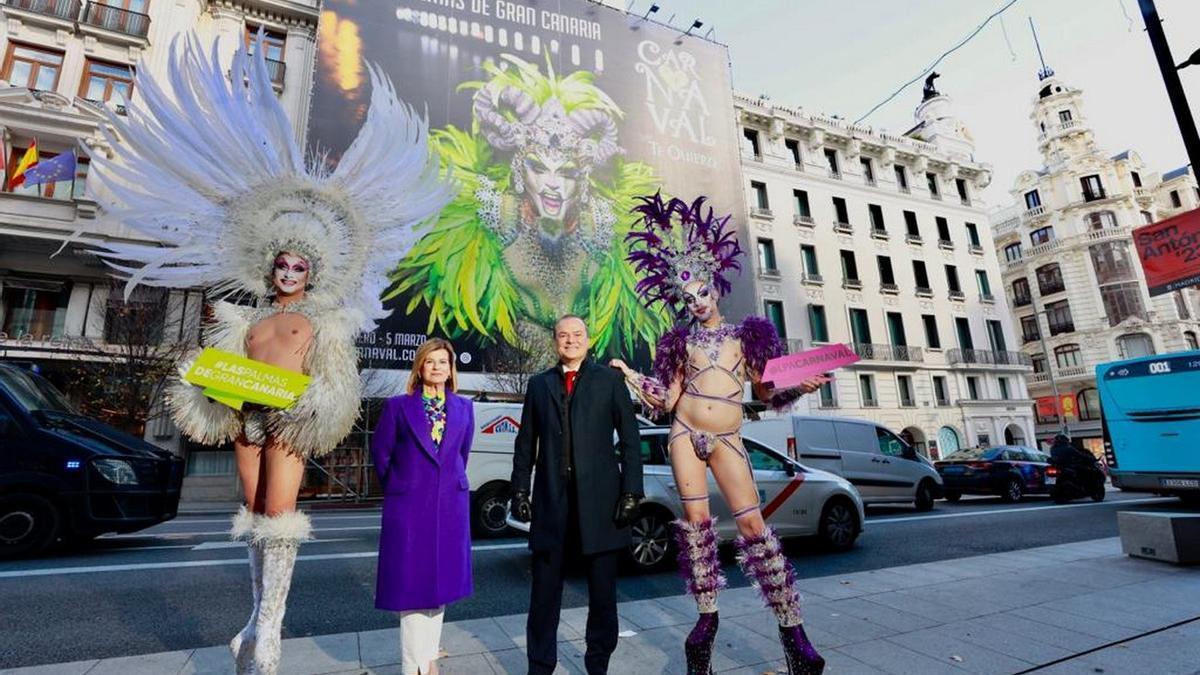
[0,491,1190,670]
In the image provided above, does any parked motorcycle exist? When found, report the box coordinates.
[1046,460,1106,504]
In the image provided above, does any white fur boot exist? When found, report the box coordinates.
[229,506,263,674]
[251,511,311,675]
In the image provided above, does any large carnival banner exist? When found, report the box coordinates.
[310,0,747,372]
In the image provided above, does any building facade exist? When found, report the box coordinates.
[0,0,321,497]
[990,74,1200,455]
[738,87,1035,459]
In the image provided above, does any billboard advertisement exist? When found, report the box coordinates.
[310,0,747,373]
[1133,207,1200,297]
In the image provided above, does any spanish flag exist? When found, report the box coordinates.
[9,140,38,189]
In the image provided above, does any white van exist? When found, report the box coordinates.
[743,415,943,511]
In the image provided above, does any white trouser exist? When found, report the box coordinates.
[400,607,445,674]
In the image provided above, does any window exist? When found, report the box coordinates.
[897,375,915,407]
[80,60,134,106]
[956,178,969,204]
[751,181,769,209]
[913,260,931,289]
[793,189,811,218]
[936,216,951,243]
[877,256,896,286]
[1142,210,1155,225]
[1,280,71,338]
[1054,344,1082,368]
[801,245,819,275]
[926,172,940,198]
[1021,315,1041,342]
[975,270,991,297]
[1032,354,1047,374]
[764,300,786,339]
[955,316,974,350]
[785,138,802,167]
[859,374,877,407]
[1045,299,1074,334]
[819,375,837,408]
[887,312,906,347]
[1175,291,1191,320]
[832,196,849,224]
[1085,211,1117,230]
[808,305,829,342]
[1004,243,1023,262]
[894,165,909,191]
[877,428,907,458]
[861,157,875,185]
[1186,331,1199,350]
[5,148,84,200]
[1081,174,1105,201]
[945,265,961,293]
[245,25,287,84]
[1171,190,1182,208]
[103,286,167,346]
[986,319,1007,353]
[868,204,886,232]
[965,222,981,247]
[1058,109,1073,124]
[1036,264,1065,295]
[1100,282,1146,326]
[904,210,920,237]
[849,308,872,344]
[638,436,668,466]
[746,440,789,472]
[757,239,778,274]
[2,43,64,91]
[1024,190,1042,210]
[1012,278,1031,306]
[1090,242,1135,284]
[1131,171,1142,188]
[1117,333,1155,358]
[966,376,980,400]
[999,378,1011,400]
[742,128,761,159]
[1077,388,1100,421]
[840,250,859,283]
[824,148,840,177]
[922,314,941,349]
[1030,226,1055,246]
[933,376,950,406]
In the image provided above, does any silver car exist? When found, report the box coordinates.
[510,426,865,573]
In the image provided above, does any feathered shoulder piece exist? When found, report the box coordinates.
[88,34,454,332]
[651,324,691,388]
[625,192,743,317]
[738,316,803,411]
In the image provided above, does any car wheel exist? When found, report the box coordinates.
[1001,478,1023,503]
[818,498,859,552]
[914,480,936,512]
[625,506,674,573]
[943,490,962,502]
[1090,484,1106,502]
[471,482,511,538]
[1179,493,1200,507]
[0,493,60,559]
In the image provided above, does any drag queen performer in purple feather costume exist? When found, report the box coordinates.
[609,194,828,675]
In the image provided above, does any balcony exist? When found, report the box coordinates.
[833,221,852,234]
[265,58,286,87]
[880,283,899,295]
[3,0,80,22]
[915,286,933,298]
[852,343,924,363]
[750,207,774,219]
[1039,279,1066,296]
[930,191,943,202]
[897,184,911,194]
[938,239,954,250]
[993,216,1021,238]
[792,161,805,173]
[871,228,889,240]
[1082,189,1108,203]
[1029,372,1050,386]
[793,214,815,228]
[969,244,984,255]
[864,176,877,187]
[786,338,805,353]
[1013,294,1032,308]
[980,293,995,304]
[1022,331,1041,345]
[82,2,150,38]
[801,273,824,286]
[842,278,863,291]
[829,169,842,180]
[960,196,971,206]
[1022,205,1047,221]
[1133,187,1155,203]
[946,349,1033,367]
[906,234,923,245]
[1057,365,1090,379]
[948,290,965,302]
[1048,321,1075,336]
[759,267,781,279]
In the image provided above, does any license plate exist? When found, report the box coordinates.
[1160,478,1200,489]
[1044,476,1056,485]
[943,466,964,473]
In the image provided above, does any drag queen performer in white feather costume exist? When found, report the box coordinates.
[86,35,453,674]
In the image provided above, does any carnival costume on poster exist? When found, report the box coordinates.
[611,194,827,675]
[386,55,670,356]
[86,35,452,674]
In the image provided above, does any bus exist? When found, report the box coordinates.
[1097,351,1200,505]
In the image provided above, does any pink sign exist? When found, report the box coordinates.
[761,343,860,390]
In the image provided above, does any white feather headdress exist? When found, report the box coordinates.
[89,34,454,331]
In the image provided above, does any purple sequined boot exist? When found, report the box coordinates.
[673,518,727,675]
[735,527,825,675]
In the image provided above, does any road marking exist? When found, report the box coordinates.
[191,538,357,551]
[865,497,1175,525]
[0,543,528,579]
[164,513,381,526]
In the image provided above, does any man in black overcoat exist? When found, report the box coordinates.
[510,315,643,675]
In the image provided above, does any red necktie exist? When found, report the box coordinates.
[565,370,578,396]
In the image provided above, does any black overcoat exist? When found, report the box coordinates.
[510,359,642,555]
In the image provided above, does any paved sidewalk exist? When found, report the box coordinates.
[5,538,1198,675]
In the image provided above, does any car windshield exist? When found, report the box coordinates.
[943,447,1002,461]
[0,367,76,414]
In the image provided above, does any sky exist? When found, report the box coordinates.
[638,0,1200,209]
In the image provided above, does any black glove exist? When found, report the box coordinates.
[613,492,640,527]
[511,490,532,523]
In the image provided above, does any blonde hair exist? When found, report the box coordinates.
[406,338,458,394]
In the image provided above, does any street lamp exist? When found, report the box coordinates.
[1026,277,1069,438]
[1138,0,1200,174]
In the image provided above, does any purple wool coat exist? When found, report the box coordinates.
[371,392,474,611]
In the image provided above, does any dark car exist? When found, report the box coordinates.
[0,363,184,558]
[935,445,1054,503]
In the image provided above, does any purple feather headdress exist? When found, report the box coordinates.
[625,192,743,314]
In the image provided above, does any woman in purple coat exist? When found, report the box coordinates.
[372,338,474,675]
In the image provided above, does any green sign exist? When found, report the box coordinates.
[183,348,311,410]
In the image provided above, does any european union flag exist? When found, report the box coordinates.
[23,151,76,187]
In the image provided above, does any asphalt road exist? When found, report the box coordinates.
[0,492,1192,669]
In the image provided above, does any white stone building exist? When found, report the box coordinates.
[0,1,320,493]
[990,74,1200,455]
[738,86,1035,459]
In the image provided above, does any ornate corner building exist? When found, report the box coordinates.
[989,74,1200,456]
[737,82,1035,459]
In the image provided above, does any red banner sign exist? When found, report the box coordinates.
[1036,396,1058,417]
[1133,207,1200,296]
